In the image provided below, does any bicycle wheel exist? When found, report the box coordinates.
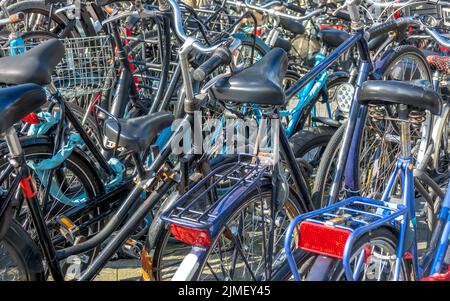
[0,220,45,281]
[2,0,78,38]
[277,227,412,281]
[170,182,304,281]
[289,126,337,189]
[328,228,412,281]
[0,138,103,279]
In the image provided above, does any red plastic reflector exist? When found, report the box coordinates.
[298,221,351,259]
[20,176,37,198]
[169,224,212,247]
[21,112,40,124]
[421,268,450,281]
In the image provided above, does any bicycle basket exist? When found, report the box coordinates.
[1,35,116,98]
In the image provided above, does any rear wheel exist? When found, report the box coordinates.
[290,126,337,190]
[329,228,412,281]
[171,183,304,281]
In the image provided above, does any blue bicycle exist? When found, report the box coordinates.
[283,80,449,281]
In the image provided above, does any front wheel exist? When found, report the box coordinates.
[0,220,44,281]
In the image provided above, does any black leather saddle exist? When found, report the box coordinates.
[318,29,350,48]
[104,112,174,153]
[358,80,442,115]
[0,84,47,133]
[211,48,288,106]
[280,18,305,35]
[0,39,65,86]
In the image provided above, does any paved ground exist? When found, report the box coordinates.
[94,259,142,281]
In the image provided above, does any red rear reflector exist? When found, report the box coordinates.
[169,224,212,247]
[320,24,344,31]
[298,221,351,259]
[421,268,450,281]
[20,175,37,198]
[21,112,40,124]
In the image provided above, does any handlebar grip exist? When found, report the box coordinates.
[8,12,24,23]
[368,18,412,39]
[284,3,306,15]
[193,48,231,81]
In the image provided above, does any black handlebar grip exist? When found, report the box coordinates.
[284,3,307,15]
[368,20,399,39]
[368,18,414,39]
[193,48,231,81]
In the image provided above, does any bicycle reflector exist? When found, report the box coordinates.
[169,224,212,247]
[421,268,450,281]
[298,221,351,259]
[21,112,40,124]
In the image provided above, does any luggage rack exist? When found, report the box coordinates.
[301,196,407,231]
[161,154,270,230]
[285,196,409,280]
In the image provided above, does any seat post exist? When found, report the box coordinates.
[398,104,411,158]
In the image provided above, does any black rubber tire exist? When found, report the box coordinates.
[0,138,103,279]
[290,126,337,190]
[329,227,412,281]
[0,220,45,281]
[2,0,79,38]
[290,126,337,158]
[311,123,345,208]
[379,45,432,81]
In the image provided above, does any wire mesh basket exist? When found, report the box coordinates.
[1,35,116,98]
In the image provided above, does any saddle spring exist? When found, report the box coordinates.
[368,104,426,126]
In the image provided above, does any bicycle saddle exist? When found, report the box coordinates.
[274,37,292,53]
[211,48,288,106]
[318,29,350,48]
[0,84,47,133]
[280,18,305,35]
[104,112,174,153]
[0,39,65,86]
[358,80,442,115]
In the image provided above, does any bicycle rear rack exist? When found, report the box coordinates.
[285,196,408,281]
[161,154,270,235]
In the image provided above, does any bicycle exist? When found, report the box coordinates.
[283,79,447,281]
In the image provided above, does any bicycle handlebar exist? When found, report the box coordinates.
[227,0,324,22]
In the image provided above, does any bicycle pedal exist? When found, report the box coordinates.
[56,216,79,244]
[120,239,143,259]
